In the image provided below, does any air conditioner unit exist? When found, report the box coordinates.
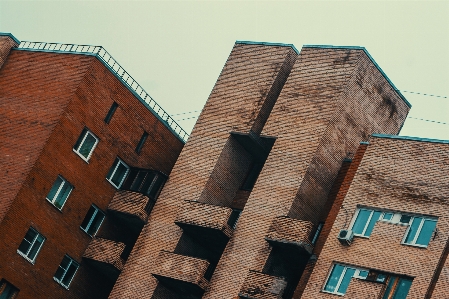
[337,229,354,245]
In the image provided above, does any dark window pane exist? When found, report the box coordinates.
[78,133,97,158]
[23,228,37,243]
[405,217,422,244]
[352,209,371,235]
[135,132,149,153]
[149,175,165,199]
[47,177,63,201]
[392,278,413,299]
[104,102,118,124]
[365,211,382,236]
[73,128,87,151]
[54,181,72,209]
[106,159,118,180]
[337,268,355,294]
[383,277,398,299]
[18,238,32,255]
[324,264,345,293]
[130,171,147,191]
[61,263,78,286]
[27,235,44,260]
[141,172,156,195]
[400,215,412,224]
[54,267,65,281]
[416,219,437,246]
[80,206,96,230]
[111,163,128,187]
[87,212,104,236]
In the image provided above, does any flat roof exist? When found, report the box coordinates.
[372,133,449,145]
[303,45,411,109]
[235,40,299,55]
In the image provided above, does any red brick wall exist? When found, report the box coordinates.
[301,136,449,298]
[0,51,183,299]
[0,35,18,69]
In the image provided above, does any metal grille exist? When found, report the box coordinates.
[17,41,189,142]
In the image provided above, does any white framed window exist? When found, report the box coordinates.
[323,264,368,295]
[0,279,19,299]
[350,208,382,237]
[73,128,99,162]
[402,216,437,248]
[54,255,79,289]
[46,176,73,210]
[106,158,129,189]
[17,227,45,264]
[80,205,105,237]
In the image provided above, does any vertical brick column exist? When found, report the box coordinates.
[0,33,19,70]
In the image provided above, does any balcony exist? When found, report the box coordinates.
[239,271,287,299]
[175,201,234,244]
[82,238,125,280]
[265,217,314,254]
[152,251,209,296]
[107,190,153,230]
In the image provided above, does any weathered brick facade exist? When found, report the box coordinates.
[0,33,183,298]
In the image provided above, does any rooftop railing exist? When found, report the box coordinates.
[17,41,189,142]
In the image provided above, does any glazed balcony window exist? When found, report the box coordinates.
[122,169,166,200]
[80,205,105,237]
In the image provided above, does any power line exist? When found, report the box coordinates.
[401,90,448,99]
[176,115,199,121]
[407,116,449,126]
[171,110,201,116]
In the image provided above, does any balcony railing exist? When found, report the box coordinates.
[16,41,188,142]
[265,217,314,254]
[82,237,125,280]
[175,200,234,238]
[152,251,209,295]
[239,271,287,299]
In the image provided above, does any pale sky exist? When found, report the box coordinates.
[1,1,448,140]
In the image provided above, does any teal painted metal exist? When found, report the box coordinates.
[0,32,20,45]
[236,40,299,55]
[371,133,449,145]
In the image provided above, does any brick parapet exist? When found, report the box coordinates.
[108,190,150,223]
[83,238,125,272]
[239,270,287,299]
[0,35,19,70]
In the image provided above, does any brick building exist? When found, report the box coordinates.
[1,32,449,299]
[0,33,184,298]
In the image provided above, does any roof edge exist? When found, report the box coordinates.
[303,45,412,109]
[236,40,299,54]
[371,133,449,145]
[0,32,20,45]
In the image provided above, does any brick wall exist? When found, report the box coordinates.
[0,51,183,299]
[301,136,449,298]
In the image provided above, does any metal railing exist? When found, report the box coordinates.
[17,41,189,142]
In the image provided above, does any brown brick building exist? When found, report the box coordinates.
[2,32,449,299]
[0,32,184,298]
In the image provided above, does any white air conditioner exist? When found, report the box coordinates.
[337,229,354,245]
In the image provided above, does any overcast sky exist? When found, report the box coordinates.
[1,1,448,140]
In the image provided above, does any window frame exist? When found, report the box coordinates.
[349,208,381,238]
[106,158,130,189]
[53,255,79,289]
[46,175,73,210]
[17,227,45,264]
[73,128,99,162]
[322,263,368,295]
[401,216,437,248]
[80,205,105,237]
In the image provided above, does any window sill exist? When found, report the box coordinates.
[320,290,345,296]
[53,277,70,290]
[80,227,94,238]
[46,199,64,213]
[401,242,429,249]
[106,178,120,189]
[17,250,36,265]
[72,148,91,164]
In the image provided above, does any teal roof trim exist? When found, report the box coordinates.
[303,45,411,109]
[236,40,299,55]
[0,32,20,45]
[372,133,449,145]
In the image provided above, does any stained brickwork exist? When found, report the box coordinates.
[239,270,287,299]
[0,46,183,299]
[301,136,449,298]
[83,238,126,271]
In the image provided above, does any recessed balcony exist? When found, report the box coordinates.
[265,217,314,254]
[82,237,125,280]
[175,201,234,243]
[239,270,287,299]
[152,251,209,296]
[107,190,153,230]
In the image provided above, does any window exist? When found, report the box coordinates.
[123,169,166,200]
[104,102,118,124]
[106,158,129,189]
[312,222,324,245]
[382,276,413,299]
[323,264,368,295]
[73,128,99,162]
[351,208,382,237]
[46,176,73,210]
[402,216,437,247]
[0,280,19,299]
[135,131,149,154]
[54,255,79,289]
[80,205,105,237]
[17,227,45,263]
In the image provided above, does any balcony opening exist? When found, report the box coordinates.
[122,168,167,203]
[262,246,310,299]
